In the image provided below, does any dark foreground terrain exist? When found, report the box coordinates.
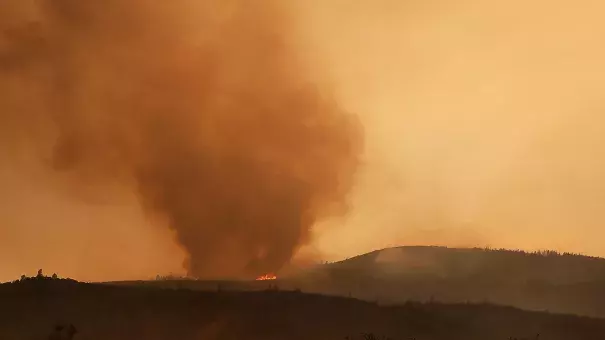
[1,279,604,340]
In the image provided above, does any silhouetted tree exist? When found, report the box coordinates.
[37,269,44,279]
[48,325,64,340]
[48,323,77,340]
[66,324,78,339]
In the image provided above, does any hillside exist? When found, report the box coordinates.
[289,246,605,318]
[108,247,605,318]
[325,246,605,284]
[1,279,604,340]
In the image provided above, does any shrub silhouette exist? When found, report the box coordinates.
[48,324,77,340]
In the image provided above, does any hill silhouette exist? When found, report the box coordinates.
[1,279,604,340]
[115,246,605,318]
[287,246,605,318]
[325,246,605,284]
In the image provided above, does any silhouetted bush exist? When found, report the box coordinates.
[48,323,77,340]
[7,270,78,285]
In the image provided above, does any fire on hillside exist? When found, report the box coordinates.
[256,274,277,281]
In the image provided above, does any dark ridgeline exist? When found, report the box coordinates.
[1,277,604,340]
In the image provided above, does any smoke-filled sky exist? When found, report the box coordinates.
[304,0,605,260]
[0,0,363,281]
[2,0,605,281]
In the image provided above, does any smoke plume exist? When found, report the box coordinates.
[0,0,362,278]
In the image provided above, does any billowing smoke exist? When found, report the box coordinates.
[0,1,362,278]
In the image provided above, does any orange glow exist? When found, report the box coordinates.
[255,274,277,281]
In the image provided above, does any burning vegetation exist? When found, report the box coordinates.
[256,274,277,281]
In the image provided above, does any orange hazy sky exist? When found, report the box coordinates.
[2,0,605,281]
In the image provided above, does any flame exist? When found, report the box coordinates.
[256,274,277,281]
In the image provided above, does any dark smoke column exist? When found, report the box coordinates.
[0,0,363,279]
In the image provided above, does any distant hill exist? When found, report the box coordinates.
[289,246,605,318]
[106,246,605,318]
[1,279,604,340]
[325,246,605,284]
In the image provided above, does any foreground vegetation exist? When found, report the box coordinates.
[1,278,603,340]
